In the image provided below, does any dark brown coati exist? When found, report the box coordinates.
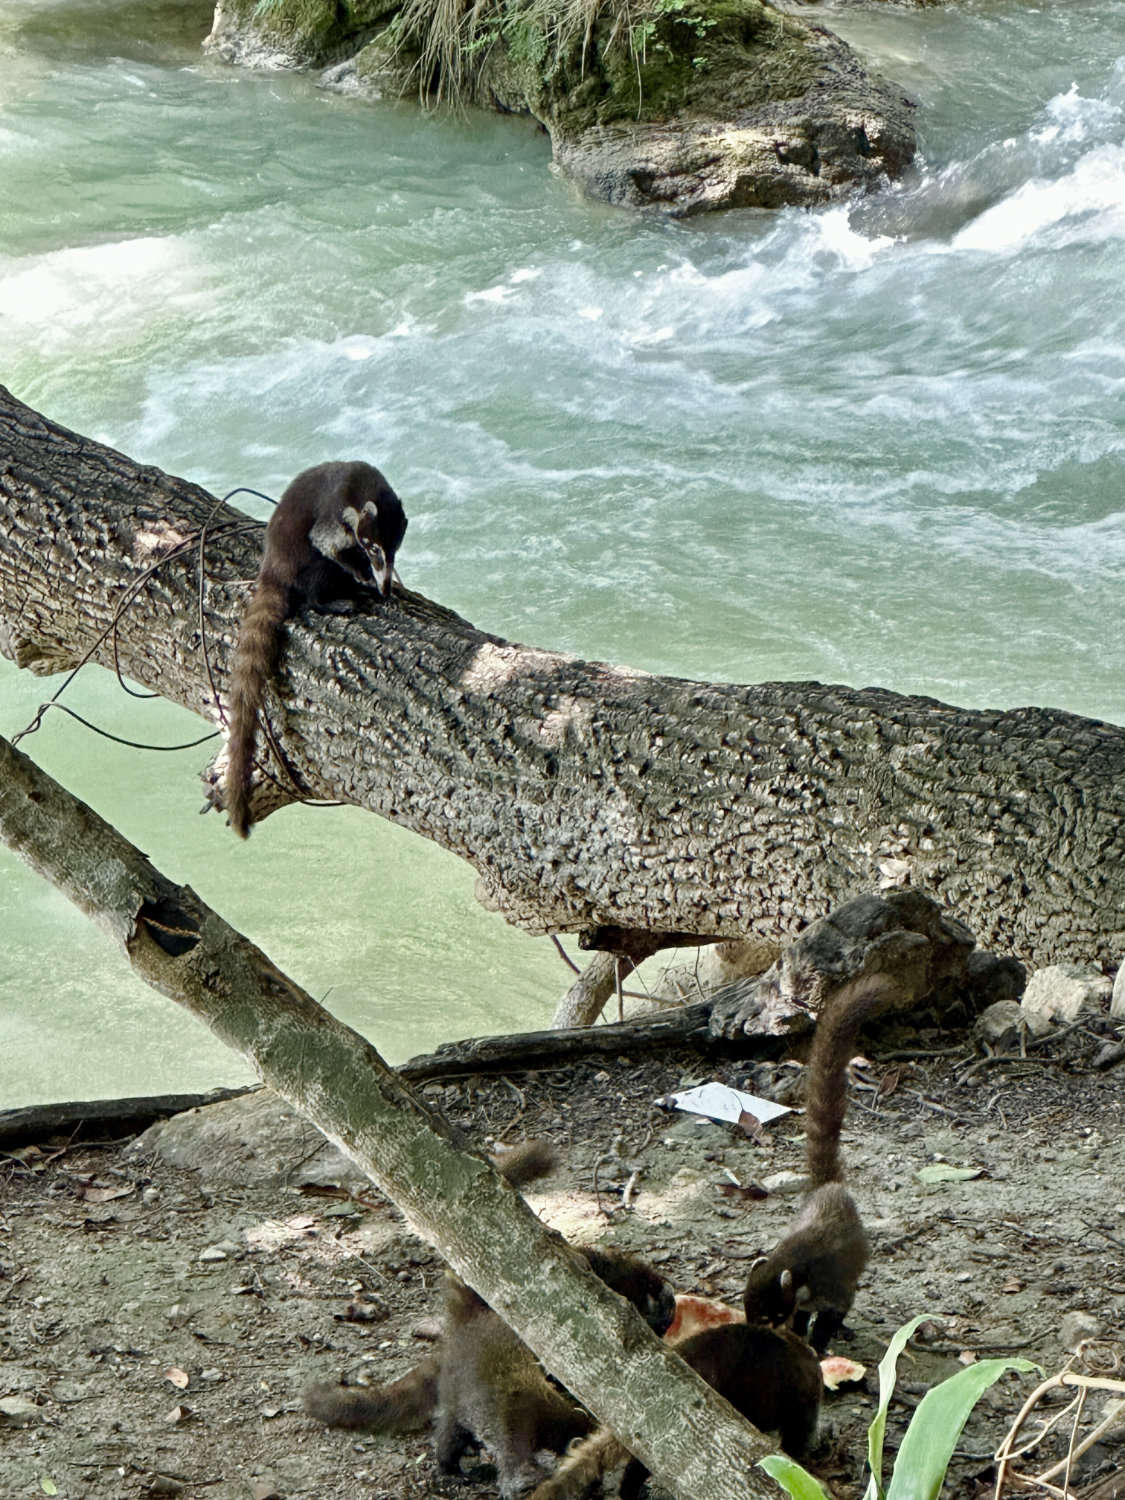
[743,971,896,1353]
[304,1143,675,1498]
[431,1246,674,1499]
[524,1321,822,1500]
[223,460,407,838]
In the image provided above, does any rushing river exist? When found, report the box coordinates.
[1,0,1122,1106]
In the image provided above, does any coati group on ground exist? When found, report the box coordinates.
[222,464,891,1494]
[301,971,890,1498]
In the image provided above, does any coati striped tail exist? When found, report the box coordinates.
[303,1355,439,1433]
[526,1427,630,1500]
[804,972,895,1186]
[223,573,289,838]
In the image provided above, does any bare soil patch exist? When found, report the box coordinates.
[2,1023,1123,1500]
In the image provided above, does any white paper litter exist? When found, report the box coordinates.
[658,1082,791,1126]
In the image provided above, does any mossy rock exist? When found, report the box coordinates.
[206,0,398,67]
[204,0,916,214]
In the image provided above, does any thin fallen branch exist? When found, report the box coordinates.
[995,1369,1125,1500]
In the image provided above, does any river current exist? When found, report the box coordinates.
[1,0,1122,1104]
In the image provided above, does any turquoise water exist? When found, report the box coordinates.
[1,0,1123,1104]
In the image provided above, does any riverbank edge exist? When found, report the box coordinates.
[203,0,916,215]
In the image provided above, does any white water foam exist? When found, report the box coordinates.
[954,141,1125,252]
[955,83,1125,253]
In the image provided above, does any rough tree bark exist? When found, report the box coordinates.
[0,731,781,1500]
[1,384,1123,970]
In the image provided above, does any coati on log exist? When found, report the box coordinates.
[743,971,895,1353]
[523,1321,822,1500]
[304,1142,676,1499]
[222,460,407,838]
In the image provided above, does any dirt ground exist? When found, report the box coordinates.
[2,1015,1124,1500]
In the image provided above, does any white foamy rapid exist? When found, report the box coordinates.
[0,1,1122,1102]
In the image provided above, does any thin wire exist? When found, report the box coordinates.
[14,483,349,817]
[37,703,220,752]
[13,487,272,750]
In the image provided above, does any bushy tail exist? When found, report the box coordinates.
[223,573,289,838]
[303,1355,439,1433]
[805,972,896,1186]
[526,1427,630,1500]
[491,1139,559,1187]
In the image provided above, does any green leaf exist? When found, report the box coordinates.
[885,1358,1040,1500]
[914,1164,983,1184]
[864,1315,929,1500]
[39,1481,59,1497]
[758,1453,832,1500]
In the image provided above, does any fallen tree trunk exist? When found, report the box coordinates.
[0,731,781,1500]
[1,384,1123,970]
[0,1086,257,1149]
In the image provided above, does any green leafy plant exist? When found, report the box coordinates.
[760,1316,1040,1500]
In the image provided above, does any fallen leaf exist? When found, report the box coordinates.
[877,1068,902,1100]
[39,1479,59,1496]
[81,1183,134,1203]
[1001,1278,1024,1294]
[165,1403,192,1423]
[164,1366,190,1390]
[717,1182,768,1202]
[915,1164,984,1185]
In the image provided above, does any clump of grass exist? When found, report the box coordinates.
[385,0,708,107]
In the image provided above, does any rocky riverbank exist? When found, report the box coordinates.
[203,0,915,215]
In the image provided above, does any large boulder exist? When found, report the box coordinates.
[205,0,915,214]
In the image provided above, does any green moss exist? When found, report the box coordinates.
[463,0,825,137]
[230,0,398,62]
[226,0,828,140]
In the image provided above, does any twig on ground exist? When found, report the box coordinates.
[995,1368,1125,1500]
[1079,1220,1125,1253]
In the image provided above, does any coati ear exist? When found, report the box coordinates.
[749,1255,768,1271]
[779,1269,794,1293]
[339,505,362,536]
[793,1284,812,1306]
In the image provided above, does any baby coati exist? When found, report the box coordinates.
[743,970,895,1353]
[304,1142,676,1498]
[524,1321,822,1500]
[431,1245,674,1498]
[223,460,407,838]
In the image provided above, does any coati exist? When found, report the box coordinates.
[222,460,407,838]
[431,1245,674,1499]
[304,1142,676,1498]
[523,1321,822,1500]
[743,970,896,1353]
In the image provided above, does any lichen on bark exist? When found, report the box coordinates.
[205,0,915,213]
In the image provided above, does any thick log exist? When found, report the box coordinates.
[1,385,1123,969]
[0,731,780,1500]
[0,1086,257,1148]
[397,996,783,1080]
